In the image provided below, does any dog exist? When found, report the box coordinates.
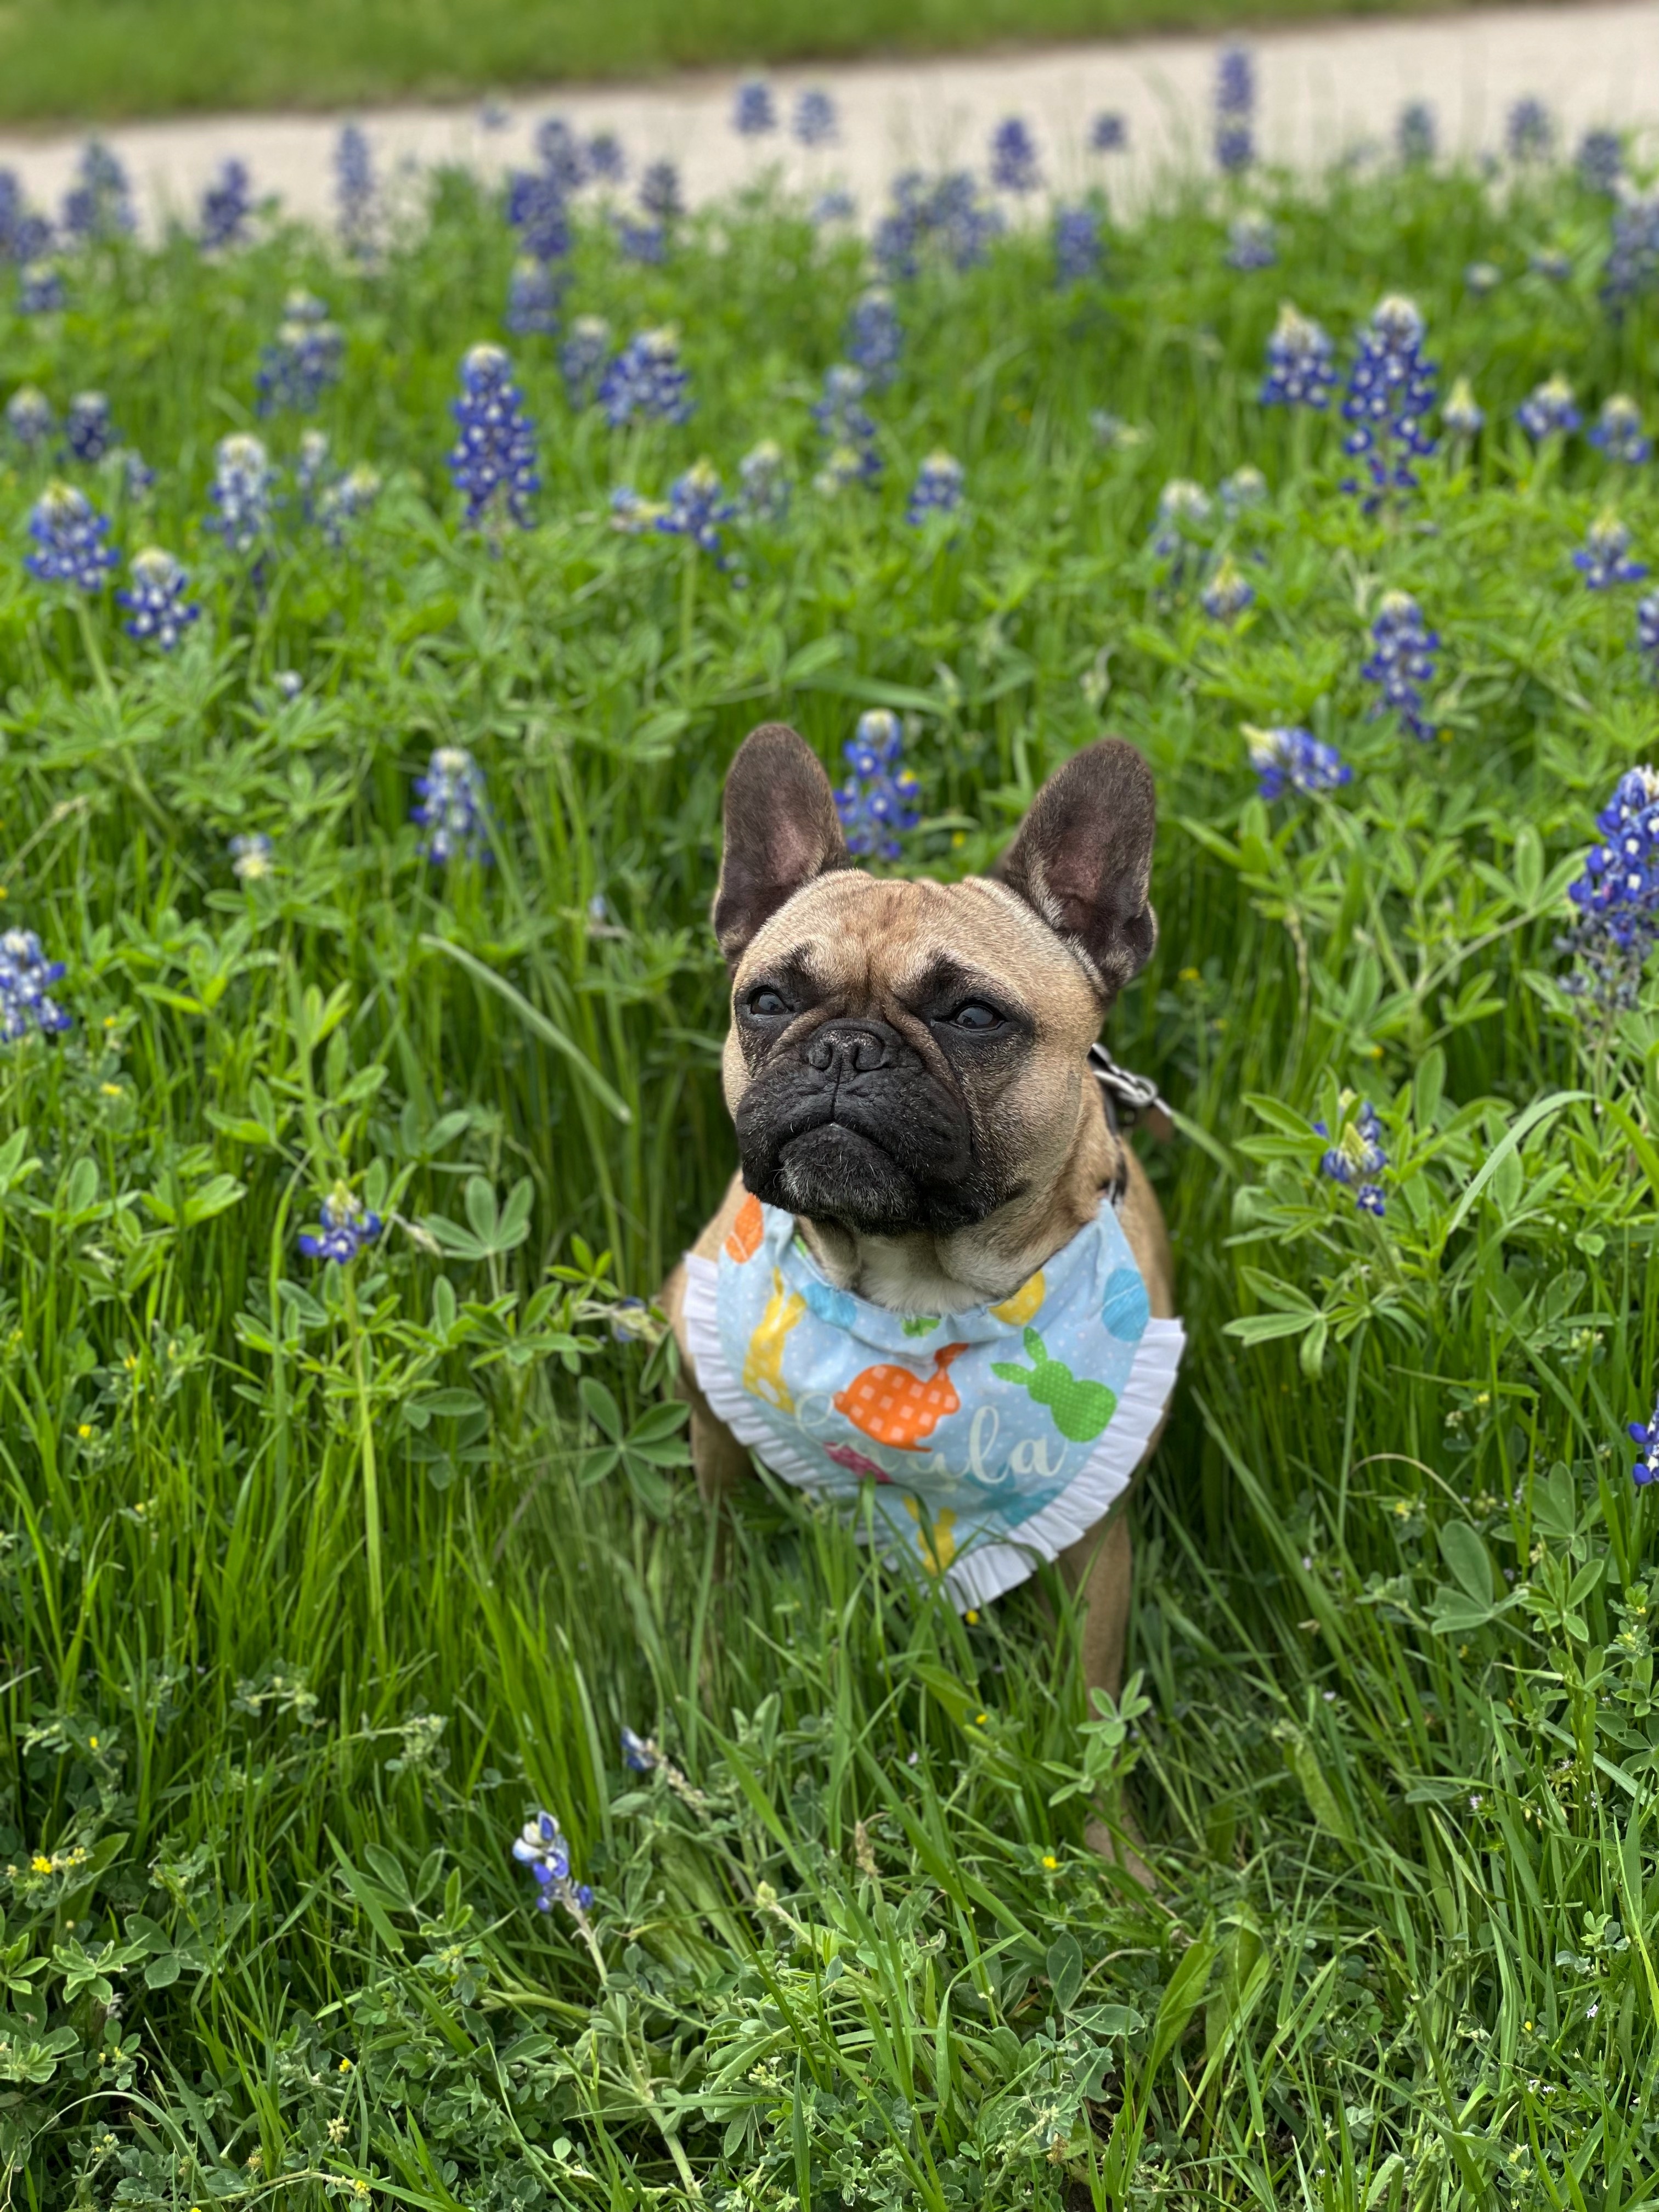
[662,723,1178,1860]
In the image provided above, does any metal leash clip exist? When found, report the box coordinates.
[1088,1042,1175,1142]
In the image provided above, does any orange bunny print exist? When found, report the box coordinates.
[833,1342,967,1449]
[724,1192,765,1263]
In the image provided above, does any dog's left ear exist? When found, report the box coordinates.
[994,738,1158,1001]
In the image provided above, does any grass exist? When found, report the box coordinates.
[1,138,1658,2211]
[0,0,1534,127]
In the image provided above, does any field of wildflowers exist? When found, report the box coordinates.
[2,58,1659,2211]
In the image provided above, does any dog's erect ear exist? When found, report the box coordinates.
[713,723,850,967]
[994,738,1158,1001]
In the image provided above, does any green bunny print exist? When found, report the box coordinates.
[991,1327,1118,1443]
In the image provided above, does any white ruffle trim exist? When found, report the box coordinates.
[682,1253,1184,1612]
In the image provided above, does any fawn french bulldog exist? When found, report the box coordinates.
[662,724,1181,1863]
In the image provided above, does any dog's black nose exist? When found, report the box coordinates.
[805,1023,892,1076]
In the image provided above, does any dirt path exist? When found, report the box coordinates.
[0,2,1652,234]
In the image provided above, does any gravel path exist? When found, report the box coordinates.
[0,2,1653,234]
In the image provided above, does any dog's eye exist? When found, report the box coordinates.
[747,986,789,1018]
[950,1001,1001,1031]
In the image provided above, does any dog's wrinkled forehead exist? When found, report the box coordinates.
[735,870,1104,1031]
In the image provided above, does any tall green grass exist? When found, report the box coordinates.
[0,153,1657,2207]
[0,0,1498,126]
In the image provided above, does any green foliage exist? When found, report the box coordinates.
[0,152,1656,2208]
[0,0,1488,125]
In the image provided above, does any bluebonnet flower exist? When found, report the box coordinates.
[990,117,1040,194]
[505,256,563,337]
[208,433,274,555]
[1590,394,1650,465]
[738,438,791,524]
[815,443,882,495]
[813,363,876,450]
[296,428,332,518]
[413,744,492,863]
[638,160,682,221]
[1340,293,1438,509]
[907,450,964,524]
[1396,101,1436,163]
[1578,128,1622,195]
[199,158,253,250]
[811,188,856,224]
[1530,247,1572,283]
[1506,97,1553,162]
[1603,182,1659,314]
[609,486,666,535]
[733,78,776,135]
[1201,556,1254,623]
[335,124,375,255]
[1054,205,1101,286]
[274,670,303,701]
[1574,510,1648,590]
[1090,410,1145,451]
[1362,590,1438,741]
[1215,46,1256,174]
[448,344,539,529]
[534,115,587,192]
[560,316,611,407]
[25,482,117,591]
[1463,260,1501,296]
[317,464,381,547]
[0,170,24,260]
[19,261,64,314]
[874,170,1001,279]
[0,927,71,1042]
[6,385,53,452]
[847,287,901,387]
[1220,464,1267,514]
[297,1179,383,1262]
[1628,1397,1659,1485]
[505,164,571,264]
[478,99,510,132]
[1088,112,1127,153]
[1225,213,1276,270]
[1246,724,1352,801]
[117,449,155,500]
[61,140,133,242]
[658,459,736,561]
[620,1726,657,1771]
[1639,592,1659,674]
[586,130,627,183]
[1150,477,1211,560]
[1442,376,1485,437]
[837,710,921,859]
[117,547,199,650]
[1517,374,1581,440]
[256,291,343,414]
[511,1810,592,1920]
[599,328,692,427]
[228,831,274,882]
[1260,303,1335,409]
[1316,1098,1387,1215]
[616,216,667,264]
[793,89,837,146]
[1559,764,1659,1010]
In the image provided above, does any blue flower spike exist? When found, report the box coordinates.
[297,1180,383,1263]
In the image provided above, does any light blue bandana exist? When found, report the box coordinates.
[683,1193,1183,1610]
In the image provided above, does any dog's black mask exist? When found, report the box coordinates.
[733,1011,1003,1237]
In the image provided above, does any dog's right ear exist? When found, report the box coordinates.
[713,723,849,967]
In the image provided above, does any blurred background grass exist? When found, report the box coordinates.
[0,0,1556,123]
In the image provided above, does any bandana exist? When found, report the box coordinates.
[682,1192,1183,1611]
